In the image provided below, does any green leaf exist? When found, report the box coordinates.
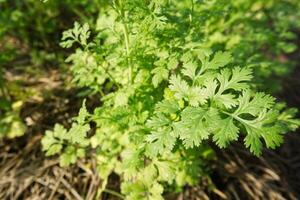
[244,130,263,156]
[153,159,176,182]
[278,107,300,131]
[234,91,275,116]
[241,111,282,156]
[147,113,170,128]
[76,100,89,124]
[228,92,283,155]
[122,149,144,180]
[213,117,239,148]
[60,22,90,48]
[121,181,146,200]
[169,75,209,106]
[214,93,237,109]
[167,56,179,70]
[212,67,253,108]
[60,146,77,166]
[169,75,189,100]
[149,182,164,200]
[174,107,212,148]
[181,61,198,80]
[207,51,232,70]
[41,124,66,154]
[46,144,63,156]
[151,67,169,87]
[114,91,130,107]
[155,100,180,114]
[146,127,176,157]
[217,67,253,93]
[68,123,90,145]
[187,86,209,107]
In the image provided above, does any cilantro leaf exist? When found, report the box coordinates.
[174,107,212,148]
[207,51,232,70]
[151,67,169,87]
[169,75,209,106]
[60,22,90,48]
[213,117,239,148]
[217,67,253,93]
[146,127,176,157]
[169,75,190,100]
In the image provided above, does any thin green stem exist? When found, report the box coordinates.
[103,189,125,199]
[122,16,132,84]
[113,0,133,84]
[99,88,105,97]
[189,0,194,25]
[221,110,257,129]
[105,70,121,89]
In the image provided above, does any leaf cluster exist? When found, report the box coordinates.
[42,1,300,199]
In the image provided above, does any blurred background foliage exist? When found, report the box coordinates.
[0,0,104,138]
[174,0,300,92]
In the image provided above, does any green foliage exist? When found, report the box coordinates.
[60,22,91,48]
[0,68,26,139]
[0,0,104,139]
[0,100,26,138]
[42,101,90,166]
[0,0,103,67]
[41,0,300,199]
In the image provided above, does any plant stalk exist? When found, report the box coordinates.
[103,189,125,199]
[119,5,133,84]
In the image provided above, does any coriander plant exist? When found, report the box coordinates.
[42,1,300,199]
